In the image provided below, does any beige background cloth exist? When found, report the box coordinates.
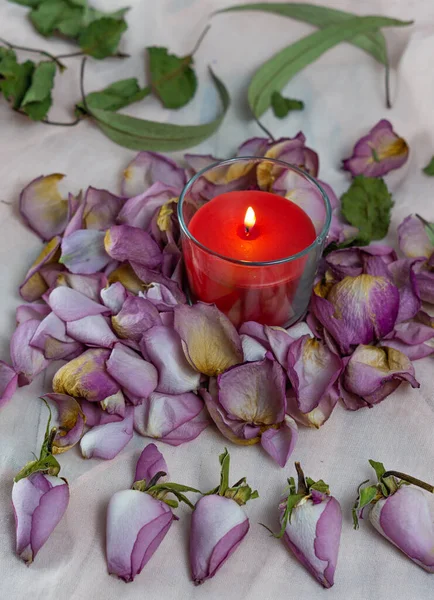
[0,0,433,598]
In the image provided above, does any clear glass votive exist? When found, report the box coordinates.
[178,156,332,328]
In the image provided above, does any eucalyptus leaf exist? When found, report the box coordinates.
[247,16,412,117]
[217,3,389,66]
[88,68,230,151]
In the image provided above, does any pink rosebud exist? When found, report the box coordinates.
[354,460,434,572]
[106,444,199,582]
[273,463,342,588]
[12,403,69,564]
[189,449,258,584]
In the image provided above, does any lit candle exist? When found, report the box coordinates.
[182,189,317,327]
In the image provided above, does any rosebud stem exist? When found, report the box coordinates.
[383,471,434,494]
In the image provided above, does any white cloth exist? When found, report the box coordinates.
[1,1,434,599]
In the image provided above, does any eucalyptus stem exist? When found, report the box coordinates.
[383,471,434,494]
[385,61,391,109]
[190,24,211,56]
[253,114,275,141]
[55,50,130,59]
[14,108,81,127]
[0,37,66,71]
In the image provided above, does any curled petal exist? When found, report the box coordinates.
[106,488,174,582]
[56,272,107,302]
[48,287,110,322]
[312,275,399,355]
[20,237,61,302]
[81,405,133,459]
[112,296,161,342]
[260,415,298,467]
[388,259,422,323]
[118,181,179,229]
[16,303,51,324]
[79,399,123,426]
[30,312,82,360]
[261,133,319,183]
[19,174,68,241]
[12,473,69,564]
[174,303,243,377]
[382,319,434,360]
[101,282,127,314]
[83,187,124,230]
[184,153,221,173]
[42,393,85,453]
[341,345,419,409]
[264,326,294,366]
[240,334,268,362]
[60,229,110,274]
[106,343,157,403]
[190,494,249,584]
[107,263,146,294]
[398,215,433,259]
[130,262,186,304]
[139,282,180,311]
[0,361,18,409]
[287,336,342,414]
[326,245,397,280]
[122,151,186,197]
[11,319,50,386]
[287,385,339,428]
[218,358,286,424]
[134,391,208,445]
[141,326,201,394]
[53,348,119,402]
[237,137,269,157]
[134,443,168,484]
[64,195,85,237]
[343,119,409,177]
[104,225,162,269]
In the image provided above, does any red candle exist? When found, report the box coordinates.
[182,190,316,327]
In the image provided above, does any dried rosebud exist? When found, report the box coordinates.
[272,463,342,588]
[106,444,199,582]
[353,460,434,572]
[342,119,409,177]
[189,449,258,584]
[12,403,69,564]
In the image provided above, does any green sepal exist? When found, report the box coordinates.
[415,214,434,246]
[352,482,377,529]
[422,157,434,176]
[368,459,386,481]
[218,448,230,496]
[146,481,201,510]
[204,448,258,507]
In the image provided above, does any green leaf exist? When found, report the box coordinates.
[148,46,197,109]
[78,17,127,59]
[217,3,389,66]
[247,16,412,117]
[22,61,55,105]
[0,54,35,109]
[271,90,303,118]
[56,4,86,37]
[75,78,148,115]
[341,176,393,243]
[218,448,230,496]
[88,67,230,151]
[369,459,386,481]
[352,483,377,529]
[309,479,329,494]
[14,454,61,483]
[423,157,434,176]
[29,0,68,36]
[83,6,129,27]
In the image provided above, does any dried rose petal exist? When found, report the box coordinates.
[42,393,85,453]
[19,174,68,241]
[106,343,158,404]
[104,224,162,268]
[343,120,409,177]
[11,319,50,386]
[83,187,125,230]
[20,237,61,302]
[0,361,18,409]
[60,229,110,274]
[81,405,134,459]
[117,181,179,229]
[122,151,186,197]
[112,296,161,341]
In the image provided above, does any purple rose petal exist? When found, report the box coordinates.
[134,443,168,484]
[104,225,162,268]
[80,405,134,459]
[100,282,127,314]
[0,361,18,409]
[60,229,110,274]
[106,343,158,403]
[260,415,298,467]
[19,174,68,241]
[20,237,61,302]
[41,393,85,452]
[122,151,186,197]
[11,319,50,386]
[112,296,162,342]
[83,187,125,230]
[117,181,179,229]
[48,287,110,322]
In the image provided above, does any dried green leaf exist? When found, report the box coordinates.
[0,51,35,109]
[369,459,386,481]
[22,61,55,105]
[352,483,377,529]
[217,3,389,66]
[148,46,197,109]
[341,176,393,243]
[78,17,127,59]
[247,16,412,117]
[218,448,230,496]
[88,67,230,151]
[9,0,43,6]
[75,78,148,115]
[271,90,303,118]
[423,157,434,176]
[29,0,67,36]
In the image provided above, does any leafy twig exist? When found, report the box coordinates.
[190,24,211,55]
[55,51,130,60]
[0,37,65,71]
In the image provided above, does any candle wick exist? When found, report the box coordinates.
[245,226,250,236]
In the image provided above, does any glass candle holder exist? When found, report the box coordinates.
[178,156,331,328]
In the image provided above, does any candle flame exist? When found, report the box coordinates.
[244,206,256,232]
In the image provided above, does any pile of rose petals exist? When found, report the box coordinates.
[0,130,430,468]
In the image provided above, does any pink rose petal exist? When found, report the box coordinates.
[106,343,158,403]
[81,405,134,459]
[48,287,110,321]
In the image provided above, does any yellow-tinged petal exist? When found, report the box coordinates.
[107,264,147,294]
[20,236,61,302]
